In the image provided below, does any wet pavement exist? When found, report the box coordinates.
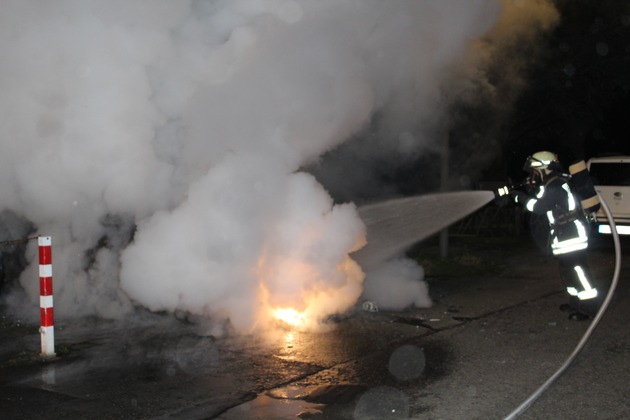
[1,235,629,419]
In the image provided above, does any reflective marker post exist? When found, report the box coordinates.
[38,236,55,359]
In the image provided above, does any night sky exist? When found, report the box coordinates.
[310,0,630,202]
[501,0,630,181]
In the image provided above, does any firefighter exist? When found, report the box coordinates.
[508,151,598,320]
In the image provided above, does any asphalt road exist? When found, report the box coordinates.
[1,234,628,419]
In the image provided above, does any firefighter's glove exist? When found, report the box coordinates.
[510,189,527,204]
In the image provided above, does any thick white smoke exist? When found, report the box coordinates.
[0,0,554,333]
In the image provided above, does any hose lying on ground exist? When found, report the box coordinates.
[504,193,622,420]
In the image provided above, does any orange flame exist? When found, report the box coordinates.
[273,307,305,327]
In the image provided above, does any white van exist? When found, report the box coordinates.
[587,155,630,235]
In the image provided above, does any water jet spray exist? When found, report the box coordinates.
[353,190,495,269]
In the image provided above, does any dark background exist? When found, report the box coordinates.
[486,0,630,182]
[310,0,630,202]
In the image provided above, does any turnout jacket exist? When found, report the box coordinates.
[514,173,588,255]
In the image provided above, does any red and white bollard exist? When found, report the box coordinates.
[38,236,55,358]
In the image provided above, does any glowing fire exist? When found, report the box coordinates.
[273,307,305,327]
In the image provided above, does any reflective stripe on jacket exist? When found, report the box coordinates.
[520,175,588,255]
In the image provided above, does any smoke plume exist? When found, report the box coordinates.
[0,1,558,334]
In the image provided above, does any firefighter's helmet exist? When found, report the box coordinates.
[523,151,558,183]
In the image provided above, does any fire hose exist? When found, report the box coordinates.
[504,193,622,419]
